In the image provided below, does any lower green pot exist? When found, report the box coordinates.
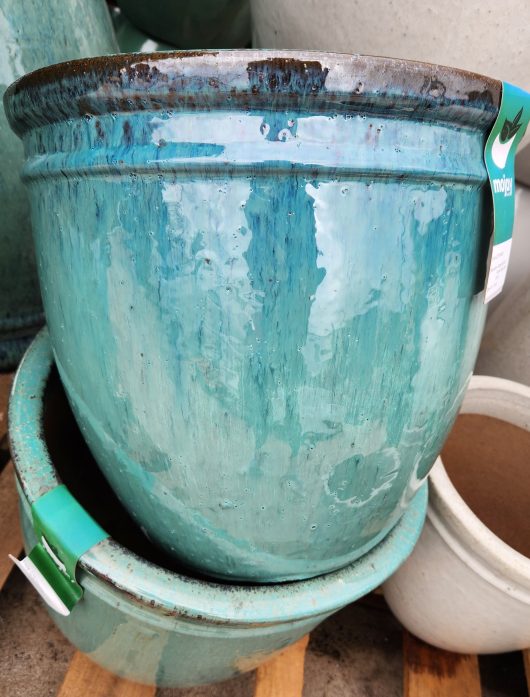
[10,329,427,687]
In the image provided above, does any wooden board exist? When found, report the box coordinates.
[524,650,530,693]
[57,652,155,697]
[403,631,482,697]
[0,371,13,437]
[0,460,23,590]
[254,635,309,697]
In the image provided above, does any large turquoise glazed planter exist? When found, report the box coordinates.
[5,51,499,581]
[0,0,118,369]
[9,330,427,687]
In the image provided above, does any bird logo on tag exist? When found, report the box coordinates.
[491,107,523,169]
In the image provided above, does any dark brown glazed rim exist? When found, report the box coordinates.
[4,49,502,136]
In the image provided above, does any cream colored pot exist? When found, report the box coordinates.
[383,375,530,654]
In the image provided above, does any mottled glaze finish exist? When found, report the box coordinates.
[5,51,499,580]
[0,0,118,369]
[10,330,427,687]
[117,0,250,49]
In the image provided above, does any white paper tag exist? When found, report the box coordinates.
[9,554,70,616]
[484,238,512,303]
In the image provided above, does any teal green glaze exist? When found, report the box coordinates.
[5,51,499,580]
[0,0,118,369]
[11,329,428,687]
[116,0,250,49]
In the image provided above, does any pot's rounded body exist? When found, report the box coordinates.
[5,51,497,581]
[0,0,118,369]
[117,0,250,49]
[383,376,530,654]
[10,330,427,687]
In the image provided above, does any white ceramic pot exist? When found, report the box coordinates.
[476,182,530,383]
[251,0,530,152]
[383,375,530,654]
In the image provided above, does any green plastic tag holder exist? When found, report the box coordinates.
[484,81,530,302]
[12,485,108,615]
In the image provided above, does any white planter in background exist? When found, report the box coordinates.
[476,183,530,384]
[383,376,530,654]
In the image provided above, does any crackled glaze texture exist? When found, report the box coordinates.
[5,51,499,580]
[0,0,117,368]
[11,330,427,687]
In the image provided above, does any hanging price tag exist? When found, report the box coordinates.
[484,82,530,303]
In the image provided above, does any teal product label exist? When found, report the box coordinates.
[484,82,530,303]
[10,485,108,615]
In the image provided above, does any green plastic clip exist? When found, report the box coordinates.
[10,485,108,616]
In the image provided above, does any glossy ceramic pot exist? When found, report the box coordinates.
[251,0,530,154]
[476,183,530,384]
[383,376,530,654]
[5,51,498,581]
[0,0,118,369]
[9,330,427,687]
[117,0,250,48]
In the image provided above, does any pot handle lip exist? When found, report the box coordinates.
[426,483,530,604]
[461,374,530,427]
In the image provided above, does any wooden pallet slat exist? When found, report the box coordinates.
[403,631,482,697]
[0,460,23,590]
[57,639,311,697]
[57,652,156,697]
[254,634,309,697]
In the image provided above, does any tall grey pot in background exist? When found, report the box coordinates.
[251,0,530,153]
[0,0,118,369]
[117,0,250,49]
